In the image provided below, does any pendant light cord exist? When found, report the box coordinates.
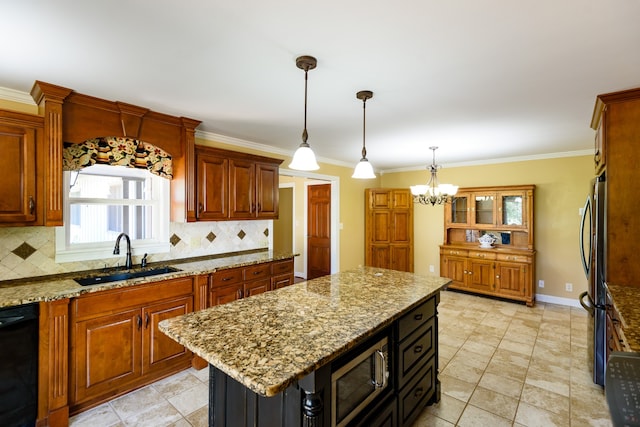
[361,97,367,158]
[302,66,309,144]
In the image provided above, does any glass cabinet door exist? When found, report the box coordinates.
[449,195,469,225]
[473,193,495,226]
[498,193,526,228]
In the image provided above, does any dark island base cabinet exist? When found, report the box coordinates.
[207,293,440,427]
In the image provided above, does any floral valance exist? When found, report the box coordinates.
[62,136,173,179]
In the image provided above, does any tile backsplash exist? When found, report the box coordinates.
[0,221,272,280]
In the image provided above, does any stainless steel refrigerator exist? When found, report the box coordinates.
[579,174,607,386]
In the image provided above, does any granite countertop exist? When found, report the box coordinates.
[0,250,295,308]
[605,283,640,352]
[158,267,450,397]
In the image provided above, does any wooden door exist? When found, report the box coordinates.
[256,162,279,218]
[0,123,37,223]
[229,158,255,219]
[307,183,331,279]
[72,309,141,403]
[196,152,228,220]
[142,296,193,375]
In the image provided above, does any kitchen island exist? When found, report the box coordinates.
[159,267,450,427]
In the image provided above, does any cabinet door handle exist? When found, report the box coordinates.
[136,314,142,330]
[414,345,423,354]
[28,196,35,215]
[198,203,204,213]
[237,289,243,299]
[496,275,500,279]
[145,313,150,328]
[414,387,424,399]
[414,313,423,321]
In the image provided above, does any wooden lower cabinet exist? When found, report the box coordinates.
[440,246,534,306]
[69,277,194,414]
[208,258,295,306]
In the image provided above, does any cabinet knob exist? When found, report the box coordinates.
[198,203,204,213]
[28,196,35,215]
[414,345,423,354]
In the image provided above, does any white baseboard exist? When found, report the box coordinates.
[536,293,582,308]
[294,271,306,279]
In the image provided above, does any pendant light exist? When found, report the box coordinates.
[289,55,320,171]
[410,146,459,205]
[352,90,376,179]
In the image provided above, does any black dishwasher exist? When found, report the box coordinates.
[0,303,38,427]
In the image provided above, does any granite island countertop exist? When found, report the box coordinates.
[0,250,295,308]
[158,267,450,397]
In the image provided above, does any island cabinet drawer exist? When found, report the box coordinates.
[398,355,436,427]
[243,264,270,281]
[271,259,293,275]
[211,267,243,287]
[468,251,497,260]
[73,277,194,320]
[496,253,530,263]
[398,296,436,341]
[397,317,436,390]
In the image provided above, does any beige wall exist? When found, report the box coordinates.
[0,95,593,303]
[380,155,593,302]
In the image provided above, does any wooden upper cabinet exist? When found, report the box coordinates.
[0,110,44,226]
[197,152,229,220]
[255,162,280,218]
[592,88,640,286]
[195,146,283,221]
[229,158,255,219]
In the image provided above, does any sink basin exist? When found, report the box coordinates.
[75,266,181,286]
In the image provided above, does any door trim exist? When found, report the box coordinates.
[280,168,340,278]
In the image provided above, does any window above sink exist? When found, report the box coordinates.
[55,164,170,264]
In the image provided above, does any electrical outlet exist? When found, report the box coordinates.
[429,265,435,273]
[538,280,544,288]
[565,282,573,292]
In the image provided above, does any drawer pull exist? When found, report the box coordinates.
[253,270,263,275]
[414,387,424,398]
[414,345,423,354]
[222,277,232,282]
[414,313,423,321]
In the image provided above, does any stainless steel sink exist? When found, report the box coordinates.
[74,266,181,286]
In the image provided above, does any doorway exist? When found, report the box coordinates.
[278,169,340,279]
[307,183,331,279]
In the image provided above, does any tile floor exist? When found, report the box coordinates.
[69,290,613,427]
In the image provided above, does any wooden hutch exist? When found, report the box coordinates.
[440,185,536,306]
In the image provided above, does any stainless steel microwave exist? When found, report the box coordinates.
[331,336,389,427]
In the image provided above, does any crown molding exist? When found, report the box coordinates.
[380,149,593,174]
[0,86,36,105]
[195,129,354,169]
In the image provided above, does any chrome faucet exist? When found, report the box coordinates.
[113,233,133,269]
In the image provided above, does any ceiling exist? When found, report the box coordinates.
[2,0,640,172]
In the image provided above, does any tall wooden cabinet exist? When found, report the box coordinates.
[0,109,44,226]
[195,146,283,220]
[440,185,536,306]
[365,188,414,272]
[591,88,640,286]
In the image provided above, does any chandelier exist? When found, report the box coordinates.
[410,146,458,205]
